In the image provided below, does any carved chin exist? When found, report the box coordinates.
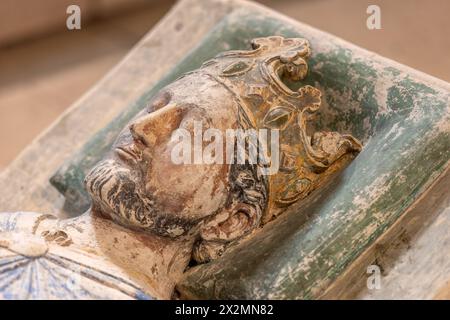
[84,159,198,238]
[85,159,151,225]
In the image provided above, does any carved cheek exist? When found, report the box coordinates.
[144,145,191,194]
[144,149,225,218]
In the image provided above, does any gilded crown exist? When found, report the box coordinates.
[200,36,362,222]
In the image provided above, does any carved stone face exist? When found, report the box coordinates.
[85,36,362,262]
[85,75,240,238]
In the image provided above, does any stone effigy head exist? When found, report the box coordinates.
[84,36,362,263]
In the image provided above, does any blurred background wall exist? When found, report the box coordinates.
[0,0,449,171]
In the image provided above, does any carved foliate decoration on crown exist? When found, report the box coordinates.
[198,36,362,223]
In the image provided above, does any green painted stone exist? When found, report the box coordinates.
[50,7,449,299]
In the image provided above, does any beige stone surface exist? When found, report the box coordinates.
[0,0,155,46]
[360,207,450,299]
[435,280,450,300]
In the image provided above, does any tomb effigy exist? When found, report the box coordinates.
[0,0,449,300]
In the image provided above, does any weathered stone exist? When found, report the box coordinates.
[171,10,450,299]
[0,30,364,299]
[0,0,449,300]
[48,7,449,299]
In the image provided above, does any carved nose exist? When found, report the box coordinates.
[129,104,183,147]
[130,114,157,147]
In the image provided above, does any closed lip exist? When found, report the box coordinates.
[115,145,139,164]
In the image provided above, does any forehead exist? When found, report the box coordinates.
[148,74,240,130]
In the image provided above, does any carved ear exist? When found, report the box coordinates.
[200,203,259,242]
[193,203,260,263]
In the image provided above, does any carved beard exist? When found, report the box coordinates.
[84,159,197,237]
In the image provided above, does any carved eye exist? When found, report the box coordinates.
[146,90,172,113]
[263,106,294,130]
